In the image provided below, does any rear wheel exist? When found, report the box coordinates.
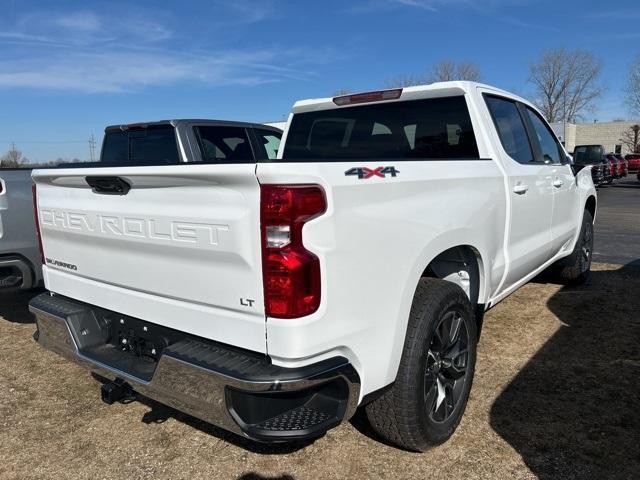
[365,278,477,451]
[552,209,593,285]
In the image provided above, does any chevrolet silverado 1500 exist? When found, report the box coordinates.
[30,85,596,451]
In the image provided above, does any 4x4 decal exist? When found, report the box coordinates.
[344,166,400,179]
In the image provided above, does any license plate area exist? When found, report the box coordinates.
[66,303,188,381]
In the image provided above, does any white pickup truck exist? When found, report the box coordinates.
[30,83,596,451]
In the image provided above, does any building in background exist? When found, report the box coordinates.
[551,121,640,154]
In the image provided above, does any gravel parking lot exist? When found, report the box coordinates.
[1,181,639,480]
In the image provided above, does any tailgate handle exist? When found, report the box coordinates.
[86,176,131,195]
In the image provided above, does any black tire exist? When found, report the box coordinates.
[365,278,477,452]
[552,209,594,285]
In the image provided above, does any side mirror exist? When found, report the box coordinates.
[562,155,574,166]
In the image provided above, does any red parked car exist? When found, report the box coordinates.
[626,153,640,172]
[606,155,620,179]
[613,154,628,177]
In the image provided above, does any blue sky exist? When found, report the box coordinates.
[1,0,638,162]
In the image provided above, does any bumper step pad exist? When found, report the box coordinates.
[257,406,332,432]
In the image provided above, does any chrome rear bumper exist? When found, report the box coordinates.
[30,292,360,442]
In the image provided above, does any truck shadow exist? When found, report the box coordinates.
[237,474,295,480]
[490,263,640,479]
[0,289,42,323]
[91,384,315,455]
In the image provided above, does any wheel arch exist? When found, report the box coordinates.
[420,245,485,308]
[384,234,494,393]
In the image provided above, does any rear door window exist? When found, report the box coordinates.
[282,96,479,160]
[101,125,180,166]
[194,126,253,163]
[484,96,534,164]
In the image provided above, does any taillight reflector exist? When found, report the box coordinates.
[260,185,326,319]
[333,88,402,106]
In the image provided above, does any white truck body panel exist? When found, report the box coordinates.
[258,159,506,390]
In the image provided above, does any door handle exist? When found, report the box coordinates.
[553,179,564,188]
[513,183,529,195]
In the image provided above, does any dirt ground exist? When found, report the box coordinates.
[0,262,639,480]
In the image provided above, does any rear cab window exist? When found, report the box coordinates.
[282,96,479,161]
[102,125,180,166]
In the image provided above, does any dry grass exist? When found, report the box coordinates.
[0,263,638,480]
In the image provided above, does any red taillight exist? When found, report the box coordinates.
[32,184,45,264]
[260,185,326,319]
[333,88,402,106]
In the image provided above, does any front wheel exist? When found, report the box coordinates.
[551,209,594,285]
[365,278,477,451]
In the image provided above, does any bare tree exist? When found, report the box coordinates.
[427,60,481,83]
[384,59,481,88]
[0,145,28,168]
[455,61,482,82]
[529,48,604,123]
[427,60,456,82]
[620,124,640,154]
[383,74,425,88]
[624,54,640,117]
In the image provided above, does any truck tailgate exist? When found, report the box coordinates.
[32,164,266,352]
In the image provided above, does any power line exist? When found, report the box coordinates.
[0,140,88,144]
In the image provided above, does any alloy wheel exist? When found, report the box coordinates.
[581,221,593,273]
[423,310,469,423]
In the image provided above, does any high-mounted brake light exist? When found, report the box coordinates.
[333,88,402,106]
[32,184,45,264]
[120,123,150,132]
[260,185,326,319]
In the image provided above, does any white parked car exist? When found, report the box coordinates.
[30,83,596,451]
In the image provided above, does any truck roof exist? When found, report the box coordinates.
[291,81,535,114]
[104,119,282,133]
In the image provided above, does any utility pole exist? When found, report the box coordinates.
[1,143,20,168]
[88,135,96,162]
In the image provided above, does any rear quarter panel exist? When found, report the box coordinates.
[258,159,505,397]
